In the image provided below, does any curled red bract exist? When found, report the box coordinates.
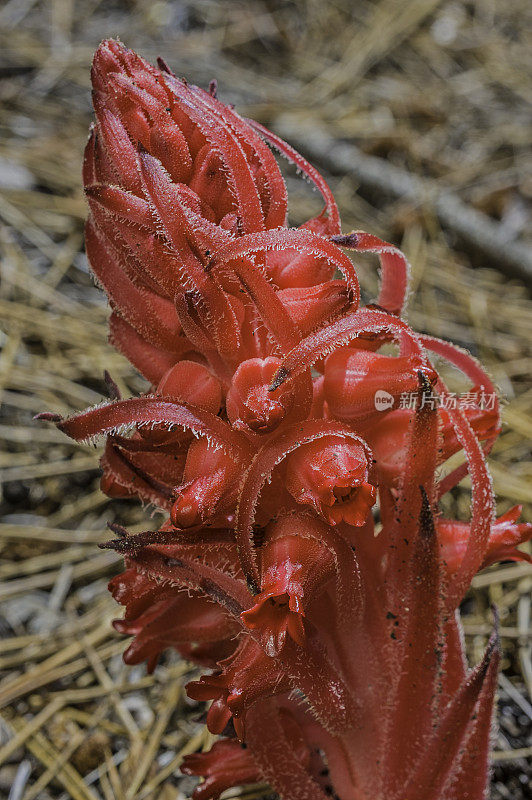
[38,40,531,800]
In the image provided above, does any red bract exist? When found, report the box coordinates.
[37,40,532,800]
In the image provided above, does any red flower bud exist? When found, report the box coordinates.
[278,280,352,335]
[324,347,436,420]
[156,360,222,413]
[267,248,335,288]
[171,439,240,528]
[99,470,132,498]
[226,358,294,433]
[135,360,222,446]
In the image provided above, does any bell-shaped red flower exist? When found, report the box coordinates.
[186,637,290,739]
[285,435,376,525]
[241,514,335,654]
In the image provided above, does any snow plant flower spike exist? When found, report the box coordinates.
[37,40,532,800]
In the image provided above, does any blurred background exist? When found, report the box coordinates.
[0,1,530,798]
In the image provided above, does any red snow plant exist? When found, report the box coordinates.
[38,40,532,800]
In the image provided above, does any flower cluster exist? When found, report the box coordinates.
[39,40,531,800]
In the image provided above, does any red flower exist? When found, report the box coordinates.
[182,740,261,800]
[37,40,532,800]
[226,358,295,434]
[171,438,241,528]
[111,571,237,672]
[181,708,310,800]
[285,436,376,525]
[186,637,290,739]
[324,346,437,421]
[367,391,500,486]
[241,514,335,654]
